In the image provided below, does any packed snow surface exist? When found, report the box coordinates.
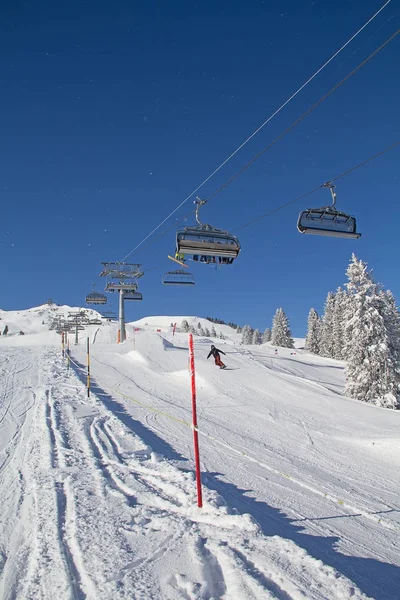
[0,306,399,599]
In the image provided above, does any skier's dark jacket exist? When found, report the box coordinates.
[207,346,226,359]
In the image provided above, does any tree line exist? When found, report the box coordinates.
[204,254,400,409]
[240,307,294,348]
[179,320,226,339]
[305,254,400,409]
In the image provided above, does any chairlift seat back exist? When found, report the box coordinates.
[85,292,107,305]
[297,209,360,239]
[176,227,240,259]
[105,282,139,292]
[162,270,195,285]
[124,291,143,301]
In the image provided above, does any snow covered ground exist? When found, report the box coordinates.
[0,306,399,599]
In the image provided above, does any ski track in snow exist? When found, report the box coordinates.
[1,310,400,599]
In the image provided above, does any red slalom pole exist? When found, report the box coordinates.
[188,333,203,508]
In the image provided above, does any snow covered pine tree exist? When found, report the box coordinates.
[262,327,272,343]
[305,308,321,355]
[344,254,400,409]
[332,287,348,359]
[320,292,335,358]
[241,325,253,344]
[271,308,294,348]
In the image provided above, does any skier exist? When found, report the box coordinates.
[207,344,226,369]
[3,325,8,336]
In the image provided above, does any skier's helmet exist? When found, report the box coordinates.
[211,344,215,350]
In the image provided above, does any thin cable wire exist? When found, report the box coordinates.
[120,2,392,262]
[330,140,400,183]
[235,140,400,231]
[206,29,399,202]
[125,25,397,262]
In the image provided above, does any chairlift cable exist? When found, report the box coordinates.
[128,217,189,258]
[140,264,160,273]
[140,264,161,274]
[119,3,392,261]
[235,139,400,232]
[205,28,399,204]
[330,139,400,183]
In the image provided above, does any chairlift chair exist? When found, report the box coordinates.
[162,270,195,285]
[297,182,361,239]
[85,285,107,305]
[124,291,143,301]
[175,199,240,263]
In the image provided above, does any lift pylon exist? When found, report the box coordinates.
[100,262,144,343]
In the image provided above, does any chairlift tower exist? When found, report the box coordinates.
[66,312,87,345]
[100,262,144,343]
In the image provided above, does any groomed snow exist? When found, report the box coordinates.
[0,306,399,599]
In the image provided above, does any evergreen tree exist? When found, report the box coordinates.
[204,327,210,337]
[241,325,253,344]
[344,254,400,408]
[332,287,348,359]
[189,325,197,335]
[381,290,400,359]
[197,322,204,335]
[305,308,321,354]
[211,325,217,337]
[379,289,400,407]
[271,308,294,348]
[320,291,336,358]
[219,331,225,340]
[252,328,261,345]
[181,319,189,333]
[262,327,272,343]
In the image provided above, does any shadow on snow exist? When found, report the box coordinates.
[69,358,187,464]
[69,357,399,599]
[201,473,400,600]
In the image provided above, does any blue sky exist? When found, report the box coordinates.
[1,0,399,336]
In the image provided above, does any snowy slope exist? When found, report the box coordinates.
[0,304,104,335]
[0,304,107,347]
[130,316,242,340]
[0,306,399,599]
